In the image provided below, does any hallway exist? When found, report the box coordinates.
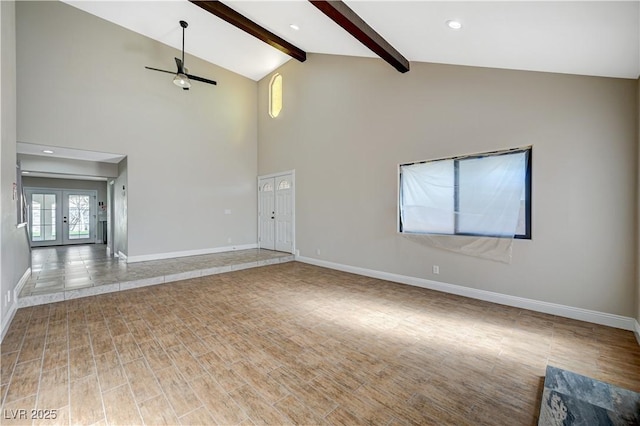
[19,245,293,307]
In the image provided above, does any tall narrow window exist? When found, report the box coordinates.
[399,147,532,239]
[269,73,282,118]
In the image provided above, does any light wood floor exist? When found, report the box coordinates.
[1,262,639,425]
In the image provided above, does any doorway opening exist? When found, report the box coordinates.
[18,142,127,256]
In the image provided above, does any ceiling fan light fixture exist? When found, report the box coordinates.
[173,73,191,89]
[289,24,300,31]
[446,20,462,30]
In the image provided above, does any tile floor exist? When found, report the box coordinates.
[20,245,293,307]
[2,262,639,425]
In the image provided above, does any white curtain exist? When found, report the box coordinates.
[457,152,527,237]
[400,150,528,263]
[401,160,455,234]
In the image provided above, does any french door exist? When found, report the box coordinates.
[25,188,97,247]
[258,172,294,253]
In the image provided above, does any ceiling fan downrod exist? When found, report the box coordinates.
[179,20,187,70]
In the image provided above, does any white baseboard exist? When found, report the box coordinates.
[634,320,640,346]
[117,251,128,262]
[1,267,30,343]
[296,256,636,332]
[14,267,31,302]
[126,243,259,263]
[1,301,17,343]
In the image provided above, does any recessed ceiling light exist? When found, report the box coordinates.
[446,20,462,30]
[289,24,300,31]
[42,150,54,154]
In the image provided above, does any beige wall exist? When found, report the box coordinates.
[16,1,258,258]
[1,0,30,339]
[258,54,637,317]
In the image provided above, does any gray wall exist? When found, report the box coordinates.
[258,53,638,317]
[22,176,108,208]
[1,0,30,339]
[19,154,118,178]
[16,1,257,259]
[114,158,128,257]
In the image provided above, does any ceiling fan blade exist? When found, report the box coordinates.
[145,66,176,75]
[186,73,217,86]
[175,57,185,74]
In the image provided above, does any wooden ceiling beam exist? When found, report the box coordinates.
[309,0,409,73]
[189,0,307,62]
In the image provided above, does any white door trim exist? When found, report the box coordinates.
[258,169,295,180]
[257,170,295,254]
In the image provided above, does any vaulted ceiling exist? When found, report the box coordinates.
[62,1,640,81]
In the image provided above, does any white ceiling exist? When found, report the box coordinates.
[62,0,640,81]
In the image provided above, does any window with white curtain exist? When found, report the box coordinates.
[399,147,531,239]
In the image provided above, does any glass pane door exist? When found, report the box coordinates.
[27,190,61,246]
[67,194,91,240]
[62,191,96,245]
[25,188,97,247]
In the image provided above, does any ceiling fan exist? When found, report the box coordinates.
[145,20,217,90]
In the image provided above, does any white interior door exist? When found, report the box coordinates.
[275,175,293,252]
[62,190,97,245]
[258,178,276,250]
[258,172,294,253]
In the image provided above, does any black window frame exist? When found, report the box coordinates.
[399,147,532,240]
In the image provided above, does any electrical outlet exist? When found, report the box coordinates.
[316,249,321,255]
[227,238,232,243]
[432,265,440,275]
[224,209,232,215]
